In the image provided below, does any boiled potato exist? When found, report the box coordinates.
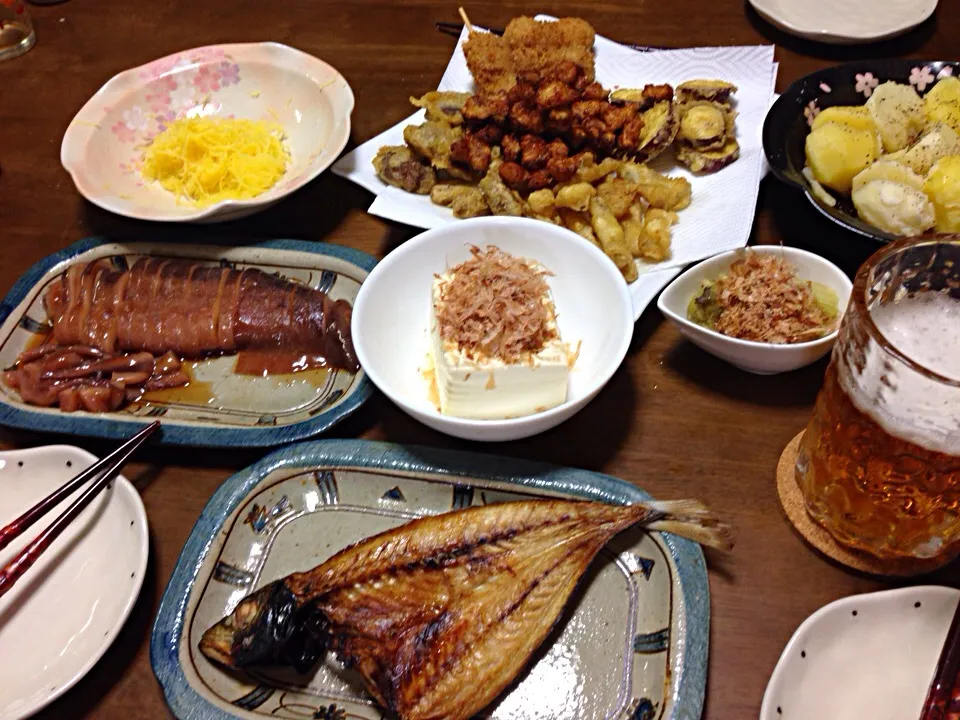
[886,123,960,176]
[865,81,926,153]
[852,159,925,195]
[805,122,881,193]
[811,106,877,134]
[924,155,960,232]
[852,180,935,236]
[925,76,960,134]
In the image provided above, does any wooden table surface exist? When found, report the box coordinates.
[2,1,958,718]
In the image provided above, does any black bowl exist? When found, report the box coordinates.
[763,59,959,245]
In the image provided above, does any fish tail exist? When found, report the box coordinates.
[642,500,735,551]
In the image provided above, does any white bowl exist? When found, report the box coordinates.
[656,246,852,375]
[60,42,354,223]
[352,217,634,442]
[761,586,958,720]
[0,445,148,720]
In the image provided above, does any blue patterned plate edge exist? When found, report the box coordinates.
[149,439,709,720]
[0,237,376,447]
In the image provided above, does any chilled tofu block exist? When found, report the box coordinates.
[428,247,570,420]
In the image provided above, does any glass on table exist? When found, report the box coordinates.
[796,234,960,561]
[0,0,35,62]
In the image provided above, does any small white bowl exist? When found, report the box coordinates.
[60,42,354,223]
[761,586,958,720]
[353,217,634,442]
[656,246,852,375]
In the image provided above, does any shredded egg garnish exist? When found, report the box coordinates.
[141,117,289,207]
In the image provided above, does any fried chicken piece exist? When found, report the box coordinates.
[462,92,510,125]
[536,80,580,109]
[581,82,607,101]
[582,117,607,143]
[642,83,674,104]
[510,102,544,134]
[373,145,436,194]
[546,155,579,183]
[499,161,529,191]
[567,125,587,149]
[520,134,549,170]
[527,170,553,190]
[507,81,537,106]
[572,100,605,121]
[450,135,492,174]
[545,59,579,85]
[463,31,517,93]
[503,17,596,85]
[545,107,573,134]
[546,138,569,159]
[409,91,472,125]
[603,104,636,132]
[481,159,524,215]
[471,123,504,145]
[618,116,646,152]
[501,134,521,162]
[430,184,490,218]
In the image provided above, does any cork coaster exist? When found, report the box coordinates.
[777,431,959,577]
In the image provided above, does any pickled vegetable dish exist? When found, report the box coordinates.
[687,252,839,344]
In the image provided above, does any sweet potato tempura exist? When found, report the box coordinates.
[463,17,595,93]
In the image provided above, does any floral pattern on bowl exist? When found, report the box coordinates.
[802,64,955,125]
[60,43,354,223]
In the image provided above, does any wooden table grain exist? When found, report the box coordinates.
[1,1,957,717]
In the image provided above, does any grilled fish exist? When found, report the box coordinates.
[200,498,732,720]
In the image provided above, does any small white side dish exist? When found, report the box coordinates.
[0,446,148,720]
[761,586,958,720]
[353,217,634,441]
[60,43,354,223]
[656,246,852,375]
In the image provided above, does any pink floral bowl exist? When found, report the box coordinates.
[60,43,354,223]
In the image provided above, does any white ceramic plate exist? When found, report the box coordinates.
[761,586,958,720]
[61,43,354,223]
[0,446,148,720]
[352,217,634,441]
[657,246,852,375]
[749,0,937,44]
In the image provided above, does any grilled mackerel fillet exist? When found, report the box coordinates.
[200,498,732,720]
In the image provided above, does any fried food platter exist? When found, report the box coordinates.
[333,16,777,317]
[151,439,711,720]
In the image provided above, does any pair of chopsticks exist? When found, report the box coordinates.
[434,20,668,53]
[0,421,159,599]
[921,599,960,719]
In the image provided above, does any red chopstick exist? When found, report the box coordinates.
[920,597,960,719]
[0,421,159,599]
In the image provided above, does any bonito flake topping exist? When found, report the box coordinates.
[435,246,559,363]
[689,252,838,344]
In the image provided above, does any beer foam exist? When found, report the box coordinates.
[843,292,960,455]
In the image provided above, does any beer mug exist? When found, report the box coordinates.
[796,235,960,561]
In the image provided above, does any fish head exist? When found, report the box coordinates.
[199,580,330,673]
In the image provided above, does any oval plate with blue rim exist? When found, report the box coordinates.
[763,59,959,245]
[150,439,710,720]
[0,238,374,447]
